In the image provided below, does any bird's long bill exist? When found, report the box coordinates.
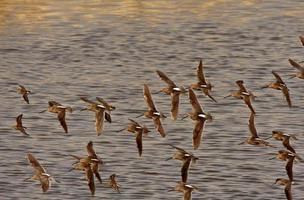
[116,128,126,132]
[264,135,273,140]
[38,110,47,113]
[181,114,189,120]
[135,113,144,118]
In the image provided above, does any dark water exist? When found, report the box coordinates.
[0,0,304,199]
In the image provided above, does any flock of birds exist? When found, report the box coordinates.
[12,36,304,199]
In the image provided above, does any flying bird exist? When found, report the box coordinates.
[170,181,197,200]
[275,178,292,200]
[12,114,29,135]
[288,58,304,79]
[108,174,121,193]
[261,71,292,107]
[190,59,217,102]
[156,70,186,120]
[142,84,166,137]
[17,84,31,104]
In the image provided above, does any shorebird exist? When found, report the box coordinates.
[156,70,186,120]
[12,114,29,135]
[261,71,292,107]
[117,119,149,156]
[274,178,292,200]
[288,58,304,79]
[70,141,103,184]
[266,130,297,141]
[186,88,212,149]
[142,84,166,137]
[108,174,120,193]
[81,97,110,136]
[17,84,31,104]
[96,97,115,123]
[224,80,255,113]
[190,59,217,102]
[40,101,72,133]
[270,150,296,161]
[239,113,273,147]
[170,181,197,200]
[285,154,295,182]
[25,153,58,192]
[167,145,198,183]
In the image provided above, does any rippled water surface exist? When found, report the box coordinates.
[1,0,304,199]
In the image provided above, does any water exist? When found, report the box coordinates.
[0,0,304,199]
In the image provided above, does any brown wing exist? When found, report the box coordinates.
[271,71,284,84]
[156,70,177,87]
[39,175,50,192]
[91,162,102,184]
[136,131,143,156]
[197,59,206,83]
[236,80,247,92]
[181,157,191,183]
[23,94,29,104]
[188,89,203,113]
[282,86,292,107]
[16,114,23,126]
[27,153,45,174]
[283,137,296,153]
[171,92,180,120]
[193,119,205,150]
[184,189,192,200]
[58,110,68,133]
[143,84,157,111]
[85,167,95,196]
[284,182,292,200]
[243,96,255,114]
[105,112,112,123]
[48,101,62,107]
[87,141,98,159]
[169,144,188,154]
[96,97,112,111]
[95,110,104,136]
[299,36,304,46]
[129,119,140,127]
[285,155,295,181]
[153,117,165,137]
[289,58,304,72]
[248,113,258,138]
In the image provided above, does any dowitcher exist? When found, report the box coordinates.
[270,150,296,161]
[187,88,212,149]
[26,153,58,193]
[170,181,197,200]
[288,58,304,79]
[117,119,149,156]
[225,80,255,113]
[41,101,72,133]
[81,97,109,136]
[285,154,295,182]
[142,84,166,137]
[17,84,31,104]
[108,174,120,193]
[70,141,103,184]
[274,178,292,200]
[156,70,186,120]
[96,97,115,123]
[239,113,273,147]
[261,71,292,107]
[12,114,29,135]
[167,145,198,183]
[190,59,217,102]
[266,130,297,141]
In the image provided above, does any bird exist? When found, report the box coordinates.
[40,101,72,133]
[299,35,304,46]
[117,119,149,156]
[12,114,29,135]
[170,181,197,200]
[167,145,198,183]
[187,88,212,149]
[285,154,295,182]
[96,97,115,123]
[261,71,292,107]
[70,141,103,184]
[239,113,273,147]
[142,84,166,137]
[17,84,31,104]
[224,80,255,113]
[108,174,120,193]
[269,150,297,162]
[282,135,297,154]
[25,153,57,193]
[156,70,186,120]
[266,130,297,141]
[288,58,304,79]
[190,59,217,102]
[274,178,292,200]
[80,97,109,136]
